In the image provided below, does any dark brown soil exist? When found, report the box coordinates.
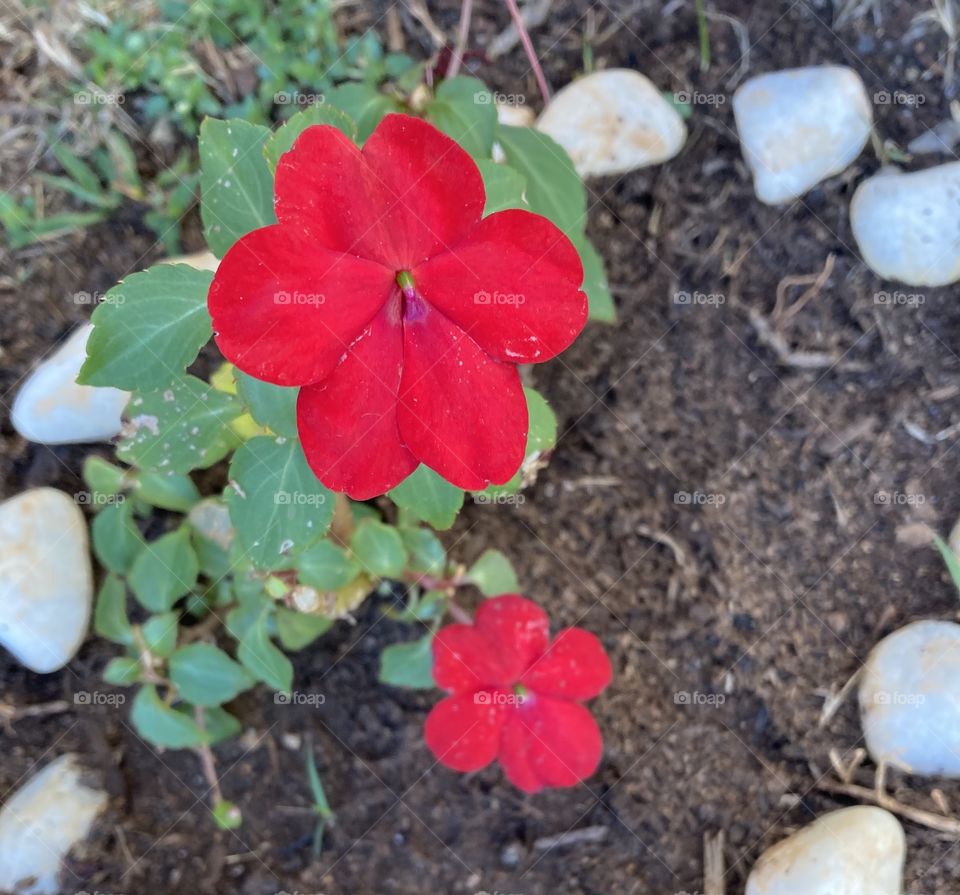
[3,1,960,893]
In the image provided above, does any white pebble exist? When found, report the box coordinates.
[536,69,686,177]
[0,488,92,672]
[12,325,128,445]
[851,162,960,287]
[859,619,960,775]
[733,66,872,204]
[0,754,107,895]
[746,806,904,895]
[161,249,220,272]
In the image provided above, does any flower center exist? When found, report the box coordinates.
[396,270,426,322]
[513,683,529,703]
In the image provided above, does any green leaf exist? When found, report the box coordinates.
[78,264,214,391]
[351,520,406,578]
[934,534,960,595]
[480,387,558,497]
[325,83,400,141]
[50,142,103,194]
[212,799,243,830]
[238,609,293,692]
[103,656,141,685]
[201,706,242,744]
[92,501,144,574]
[378,635,436,689]
[169,643,254,707]
[141,612,179,658]
[117,375,242,474]
[476,160,528,215]
[275,607,333,651]
[496,125,586,238]
[233,370,299,438]
[263,105,358,171]
[401,528,446,575]
[388,465,464,531]
[35,172,114,209]
[466,549,519,596]
[193,533,232,580]
[134,471,201,512]
[94,574,133,645]
[226,436,333,570]
[82,455,126,499]
[523,387,558,456]
[426,77,497,159]
[199,118,276,256]
[129,527,198,612]
[131,685,204,748]
[576,235,616,323]
[296,540,360,590]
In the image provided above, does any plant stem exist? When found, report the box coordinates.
[447,598,473,624]
[504,0,551,104]
[447,0,474,79]
[194,707,223,803]
[694,0,710,71]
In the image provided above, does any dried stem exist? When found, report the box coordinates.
[815,776,960,835]
[447,0,474,79]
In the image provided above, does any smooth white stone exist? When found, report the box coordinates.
[11,324,128,445]
[162,249,220,272]
[536,69,686,177]
[733,66,872,204]
[746,806,905,895]
[0,754,108,895]
[0,488,92,672]
[496,100,535,128]
[851,163,960,287]
[859,619,960,775]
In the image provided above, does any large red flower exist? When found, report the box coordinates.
[208,114,587,499]
[425,594,611,793]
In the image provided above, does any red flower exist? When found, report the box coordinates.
[425,595,611,793]
[208,114,587,499]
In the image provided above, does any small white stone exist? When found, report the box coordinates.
[536,69,686,177]
[161,249,221,272]
[859,619,960,775]
[0,754,107,895]
[496,100,534,128]
[12,325,128,445]
[851,163,960,287]
[733,66,872,204]
[0,488,93,673]
[746,806,905,895]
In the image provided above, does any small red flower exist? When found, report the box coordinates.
[425,595,611,793]
[208,114,587,499]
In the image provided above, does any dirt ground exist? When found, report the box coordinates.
[2,0,960,893]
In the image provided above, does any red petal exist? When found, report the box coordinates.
[413,209,587,364]
[474,595,550,680]
[522,629,612,700]
[425,692,509,772]
[433,624,516,692]
[297,303,416,499]
[498,697,603,793]
[397,303,527,489]
[363,115,486,268]
[274,125,402,268]
[274,116,485,270]
[209,224,394,386]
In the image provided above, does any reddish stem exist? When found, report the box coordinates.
[446,599,474,625]
[447,0,473,79]
[503,0,551,104]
